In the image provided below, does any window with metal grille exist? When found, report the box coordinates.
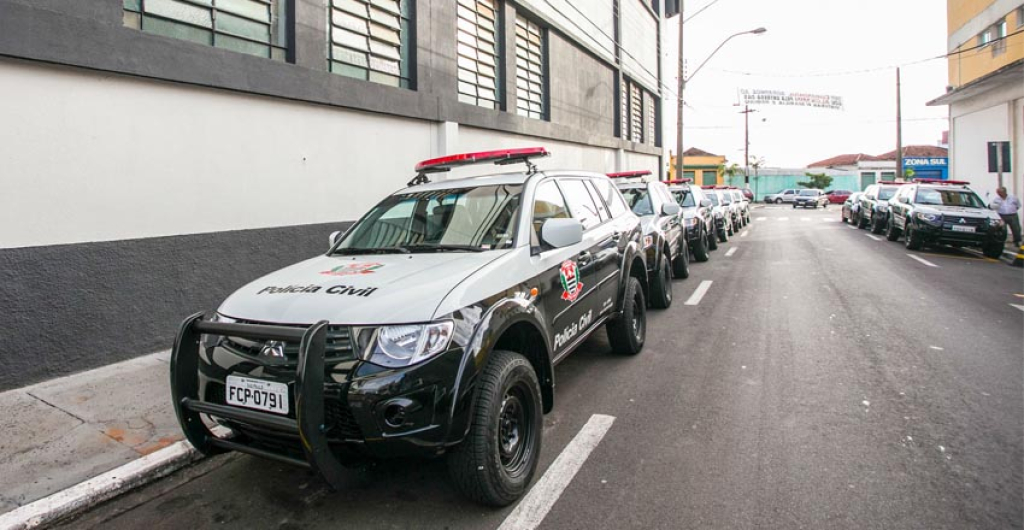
[644,91,656,147]
[620,77,658,146]
[515,16,546,119]
[123,0,287,60]
[629,83,643,143]
[328,0,412,88]
[457,0,502,109]
[620,77,629,139]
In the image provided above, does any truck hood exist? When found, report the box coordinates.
[218,252,507,325]
[921,205,998,219]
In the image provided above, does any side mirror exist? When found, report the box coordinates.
[541,218,584,249]
[700,199,713,208]
[329,230,342,248]
[662,203,681,216]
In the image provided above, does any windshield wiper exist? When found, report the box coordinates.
[397,244,486,253]
[331,247,411,255]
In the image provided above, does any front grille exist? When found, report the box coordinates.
[942,216,987,230]
[220,319,356,363]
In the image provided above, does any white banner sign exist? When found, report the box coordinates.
[739,89,844,111]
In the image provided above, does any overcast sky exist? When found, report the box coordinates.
[661,0,950,169]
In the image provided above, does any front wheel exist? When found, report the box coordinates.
[905,223,923,250]
[718,227,729,243]
[607,276,646,355]
[692,232,710,262]
[775,198,783,204]
[871,216,886,234]
[707,227,719,250]
[982,243,1004,258]
[672,239,690,279]
[650,255,673,309]
[447,350,542,507]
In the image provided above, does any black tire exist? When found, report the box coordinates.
[707,227,719,250]
[858,214,869,230]
[650,254,673,309]
[792,204,797,209]
[982,243,1004,258]
[905,223,923,250]
[692,231,710,262]
[718,227,729,243]
[607,276,646,355]
[672,239,690,279]
[447,350,542,507]
[885,218,901,241]
[871,216,886,234]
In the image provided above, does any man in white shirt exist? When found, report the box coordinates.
[991,187,1022,247]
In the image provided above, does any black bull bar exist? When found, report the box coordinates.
[170,312,347,487]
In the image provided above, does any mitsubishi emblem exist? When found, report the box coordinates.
[260,340,286,359]
[959,218,966,224]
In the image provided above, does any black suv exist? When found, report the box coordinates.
[171,148,651,506]
[858,182,905,233]
[886,179,1008,257]
[666,179,716,261]
[613,171,688,308]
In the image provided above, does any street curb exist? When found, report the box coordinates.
[0,440,202,530]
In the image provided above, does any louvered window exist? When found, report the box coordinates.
[629,83,643,143]
[620,77,658,146]
[515,16,546,119]
[457,0,502,109]
[123,0,288,60]
[328,0,413,88]
[644,91,656,147]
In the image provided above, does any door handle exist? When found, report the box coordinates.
[578,251,593,265]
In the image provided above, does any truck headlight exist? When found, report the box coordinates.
[204,313,237,348]
[684,217,698,229]
[643,235,654,248]
[875,204,888,212]
[369,321,454,367]
[915,212,941,224]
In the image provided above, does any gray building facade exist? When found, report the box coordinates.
[0,0,664,390]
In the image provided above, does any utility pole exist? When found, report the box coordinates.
[896,67,904,181]
[739,105,756,185]
[674,1,685,183]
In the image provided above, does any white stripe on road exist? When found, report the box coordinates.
[865,234,882,242]
[1011,304,1024,313]
[777,217,789,221]
[684,280,713,306]
[725,247,738,257]
[756,217,766,221]
[846,225,858,230]
[498,414,616,530]
[740,230,750,238]
[801,217,810,222]
[907,254,939,268]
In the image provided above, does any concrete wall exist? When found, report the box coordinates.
[949,77,1024,199]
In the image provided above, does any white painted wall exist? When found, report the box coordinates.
[620,0,660,93]
[951,100,1020,200]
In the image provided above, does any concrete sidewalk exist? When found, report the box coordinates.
[0,351,182,514]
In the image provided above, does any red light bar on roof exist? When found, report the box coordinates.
[607,170,652,179]
[913,178,970,185]
[876,181,907,185]
[665,178,692,184]
[414,147,550,174]
[701,185,716,189]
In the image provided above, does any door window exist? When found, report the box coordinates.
[531,180,571,248]
[593,178,629,217]
[558,179,603,230]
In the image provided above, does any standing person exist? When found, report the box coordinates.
[991,187,1022,247]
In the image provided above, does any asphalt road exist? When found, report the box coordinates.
[61,204,1024,530]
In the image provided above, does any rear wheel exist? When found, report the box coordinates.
[707,227,719,250]
[447,350,542,507]
[905,223,923,250]
[858,214,869,229]
[718,226,729,243]
[871,216,886,234]
[650,254,673,309]
[692,232,710,262]
[886,217,902,241]
[672,239,690,279]
[607,276,646,355]
[775,198,782,204]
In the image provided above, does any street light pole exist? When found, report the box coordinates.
[675,26,766,183]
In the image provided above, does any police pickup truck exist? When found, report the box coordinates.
[170,148,650,506]
[886,179,1007,258]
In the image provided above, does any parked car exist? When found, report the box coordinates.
[841,192,864,224]
[728,188,752,224]
[858,182,905,233]
[765,189,798,204]
[612,170,689,307]
[793,189,828,208]
[886,179,1007,257]
[170,148,652,507]
[741,188,754,201]
[700,186,733,242]
[666,180,716,261]
[826,189,853,204]
[715,187,745,229]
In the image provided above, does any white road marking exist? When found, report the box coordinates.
[1011,304,1024,312]
[801,217,810,222]
[756,217,766,221]
[865,234,882,242]
[846,225,858,230]
[725,247,738,257]
[907,254,939,268]
[684,280,713,306]
[777,217,789,221]
[498,414,616,530]
[740,230,750,238]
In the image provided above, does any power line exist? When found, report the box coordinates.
[683,0,722,23]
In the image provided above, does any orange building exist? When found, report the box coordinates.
[667,147,726,185]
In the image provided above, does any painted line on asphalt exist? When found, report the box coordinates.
[725,247,738,257]
[740,230,750,238]
[846,225,858,230]
[1011,304,1024,313]
[801,217,810,222]
[756,217,766,221]
[907,254,939,268]
[498,414,616,530]
[684,280,713,306]
[865,234,882,242]
[777,217,789,221]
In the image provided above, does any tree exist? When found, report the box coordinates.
[798,171,833,190]
[720,163,741,184]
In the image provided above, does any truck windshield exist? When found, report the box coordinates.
[798,190,817,196]
[672,189,696,207]
[336,184,523,253]
[915,189,985,208]
[620,188,654,216]
[878,187,899,200]
[705,193,719,206]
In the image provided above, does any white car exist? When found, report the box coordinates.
[765,188,798,204]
